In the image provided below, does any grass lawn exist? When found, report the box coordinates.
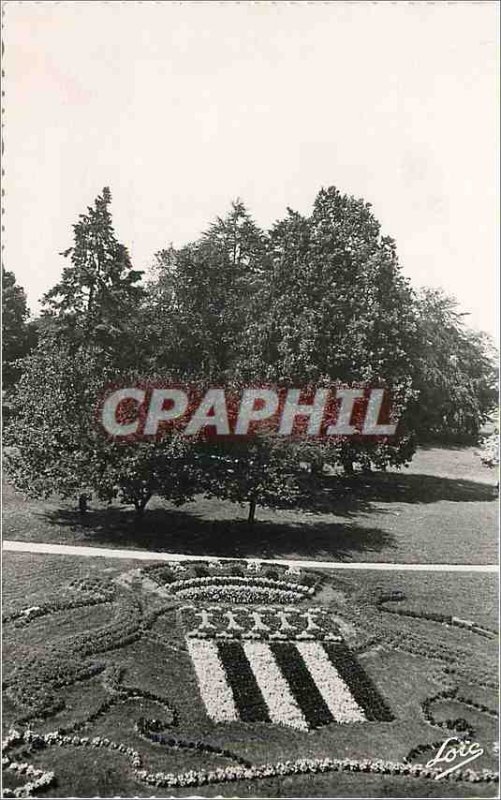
[2,552,498,798]
[3,445,498,564]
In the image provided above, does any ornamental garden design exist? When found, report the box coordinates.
[2,560,499,797]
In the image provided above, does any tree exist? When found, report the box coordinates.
[196,433,306,524]
[250,187,418,472]
[258,188,416,381]
[30,188,148,511]
[42,187,144,366]
[148,200,269,378]
[145,187,420,505]
[4,338,199,514]
[408,288,498,443]
[5,189,202,516]
[2,268,35,390]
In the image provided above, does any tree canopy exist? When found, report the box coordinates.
[2,268,36,390]
[407,288,498,442]
[5,185,498,521]
[42,187,144,365]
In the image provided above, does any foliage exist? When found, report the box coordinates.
[9,184,499,521]
[145,200,268,378]
[4,190,198,514]
[477,427,499,469]
[4,339,199,513]
[255,189,416,386]
[41,187,144,365]
[2,268,37,390]
[243,188,418,473]
[408,288,498,443]
[195,433,309,522]
[144,187,421,495]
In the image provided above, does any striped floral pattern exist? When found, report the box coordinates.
[269,642,334,728]
[188,637,392,730]
[242,641,309,731]
[296,641,366,723]
[186,640,238,723]
[217,641,270,723]
[325,642,394,722]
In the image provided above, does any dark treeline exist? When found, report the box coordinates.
[3,187,497,520]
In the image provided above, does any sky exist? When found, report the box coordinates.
[3,1,499,340]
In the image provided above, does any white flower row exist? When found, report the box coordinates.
[296,641,366,723]
[2,759,54,798]
[175,586,303,604]
[186,639,239,723]
[242,641,309,731]
[187,628,340,642]
[170,575,313,595]
[2,728,497,795]
[133,756,498,788]
[187,629,327,641]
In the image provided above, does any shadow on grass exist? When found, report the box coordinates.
[38,473,496,560]
[300,471,498,515]
[416,440,479,451]
[39,506,395,561]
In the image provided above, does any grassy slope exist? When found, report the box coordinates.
[2,553,498,798]
[2,446,498,564]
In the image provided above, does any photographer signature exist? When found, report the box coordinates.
[426,737,484,779]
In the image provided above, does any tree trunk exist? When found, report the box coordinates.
[133,493,152,516]
[78,494,88,515]
[311,458,325,476]
[342,458,354,476]
[247,498,257,525]
[133,500,145,517]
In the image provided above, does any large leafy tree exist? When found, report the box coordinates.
[408,288,498,442]
[42,187,144,364]
[2,268,36,390]
[257,188,416,383]
[148,200,268,378]
[146,204,305,519]
[4,339,199,514]
[5,189,196,515]
[144,188,420,512]
[251,187,418,472]
[196,433,306,524]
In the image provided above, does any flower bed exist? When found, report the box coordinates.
[2,728,498,795]
[4,585,149,724]
[136,717,252,766]
[174,585,307,605]
[379,604,497,639]
[3,559,498,796]
[2,578,115,628]
[181,604,342,640]
[170,575,313,594]
[145,560,321,598]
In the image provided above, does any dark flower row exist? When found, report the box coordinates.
[379,605,497,639]
[324,643,394,722]
[136,716,251,767]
